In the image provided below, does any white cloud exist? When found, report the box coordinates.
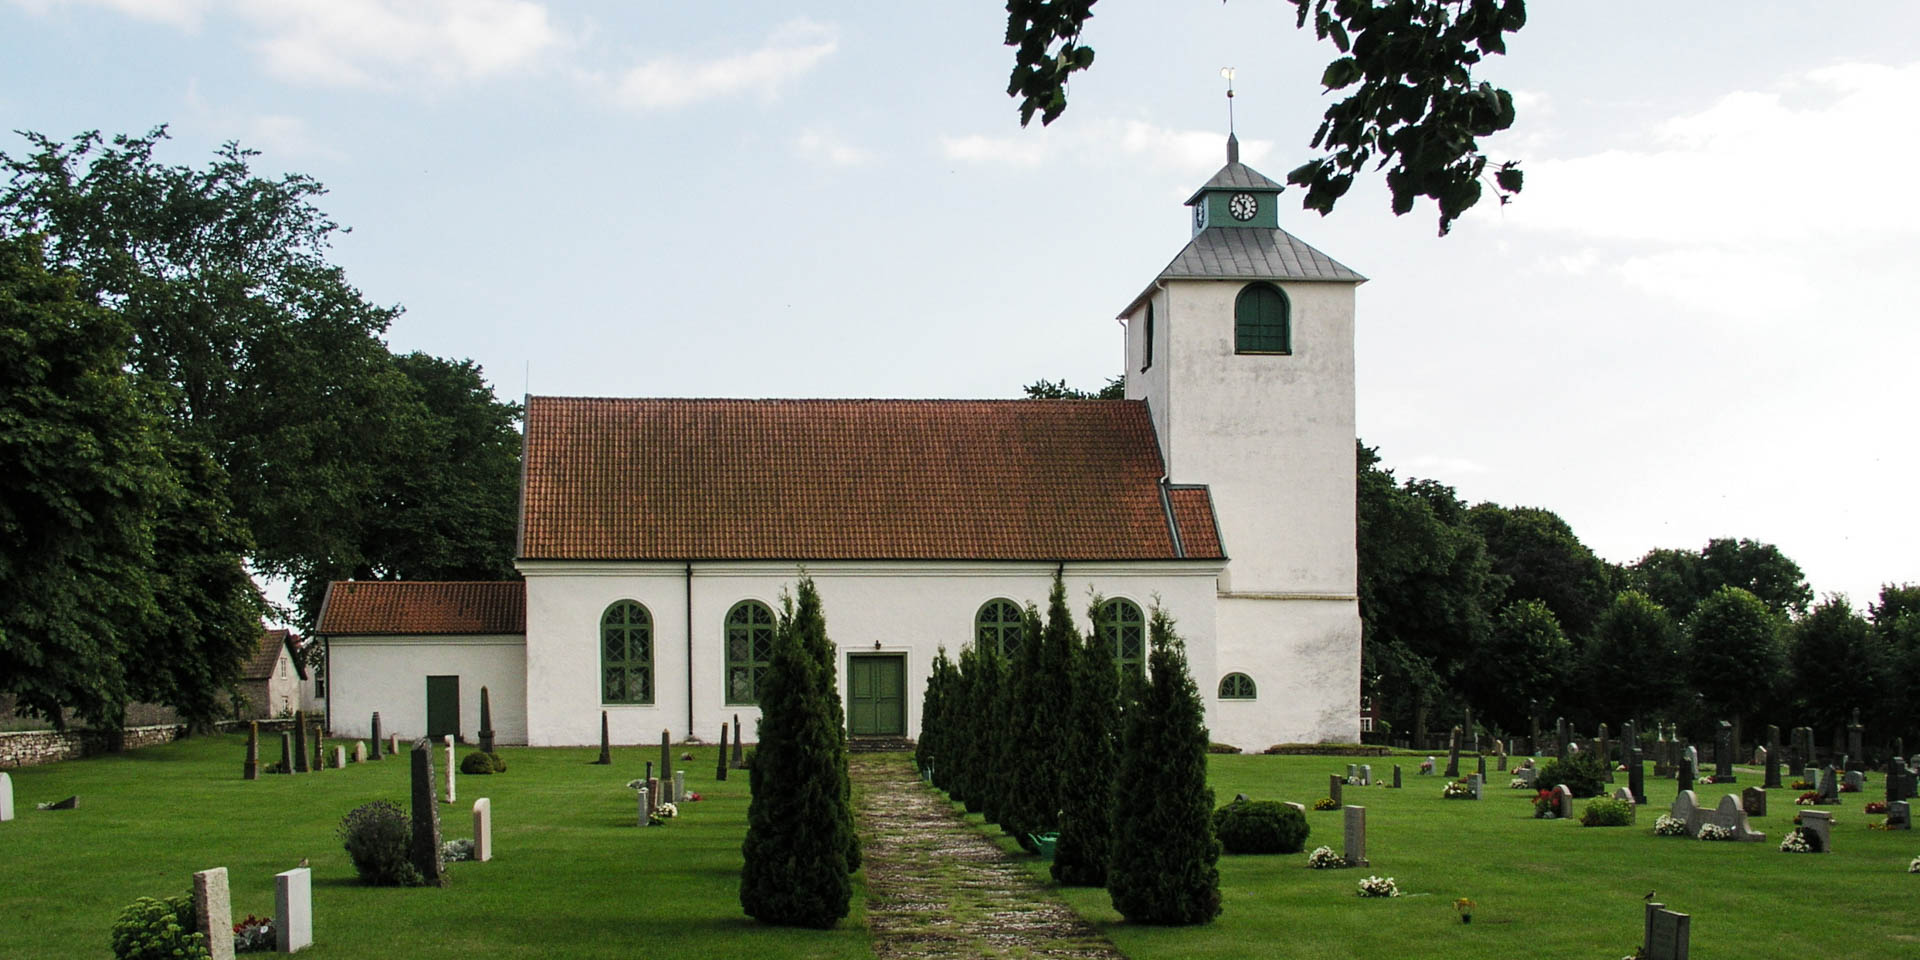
[241,0,562,88]
[607,19,836,110]
[11,0,211,28]
[1401,455,1490,478]
[938,132,1053,168]
[794,129,873,168]
[938,119,1270,176]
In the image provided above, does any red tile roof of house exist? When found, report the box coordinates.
[518,397,1225,562]
[242,629,295,680]
[317,581,526,636]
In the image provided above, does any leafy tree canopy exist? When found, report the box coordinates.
[1001,0,1527,234]
[1682,586,1786,729]
[1631,538,1812,623]
[1022,375,1123,400]
[1467,503,1614,638]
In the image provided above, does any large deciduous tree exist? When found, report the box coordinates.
[1788,596,1885,744]
[1468,503,1614,638]
[1682,586,1786,736]
[1001,0,1527,233]
[1632,538,1812,623]
[1575,591,1683,727]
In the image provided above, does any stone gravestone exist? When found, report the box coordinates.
[279,732,293,775]
[1677,755,1694,795]
[1476,754,1487,780]
[716,724,730,782]
[387,734,399,756]
[1889,764,1916,804]
[370,712,383,760]
[478,686,496,755]
[1465,707,1477,753]
[593,711,612,765]
[1642,902,1691,960]
[409,741,446,886]
[1653,724,1671,778]
[332,746,346,770]
[636,787,649,826]
[1671,790,1704,837]
[1496,739,1508,772]
[1818,766,1839,803]
[1888,800,1911,830]
[1359,764,1371,785]
[473,798,492,862]
[443,735,457,804]
[1753,745,1768,765]
[193,867,234,960]
[1762,740,1781,790]
[1445,726,1462,778]
[1529,700,1541,759]
[1346,763,1357,781]
[47,795,78,810]
[1842,769,1864,792]
[673,771,686,804]
[292,712,309,773]
[1613,786,1635,804]
[1556,717,1570,761]
[1708,794,1765,841]
[244,723,260,781]
[1516,765,1537,788]
[1796,809,1832,852]
[647,777,661,814]
[1391,765,1402,789]
[1328,773,1343,807]
[275,866,313,953]
[1895,737,1907,770]
[1848,710,1865,772]
[1343,805,1369,866]
[1742,786,1767,818]
[1629,748,1647,804]
[660,730,673,793]
[311,724,323,774]
[731,714,746,769]
[1468,773,1483,800]
[1598,723,1613,782]
[1714,721,1736,782]
[1553,784,1574,820]
[352,742,366,764]
[0,771,12,822]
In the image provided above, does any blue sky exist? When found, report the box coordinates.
[5,1,1918,610]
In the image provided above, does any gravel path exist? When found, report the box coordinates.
[852,753,1127,960]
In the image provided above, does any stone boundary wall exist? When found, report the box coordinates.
[0,723,188,769]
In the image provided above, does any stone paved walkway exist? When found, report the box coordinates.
[852,753,1126,960]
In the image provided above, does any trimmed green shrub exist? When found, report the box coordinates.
[1208,742,1243,754]
[111,893,209,960]
[739,574,853,928]
[1534,748,1609,798]
[1053,594,1121,886]
[338,800,420,886]
[460,751,496,775]
[1580,795,1636,827]
[1108,604,1222,925]
[1212,799,1310,854]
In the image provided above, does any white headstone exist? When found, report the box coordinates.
[472,798,492,862]
[1671,790,1703,836]
[673,770,686,803]
[352,742,366,763]
[1708,793,1766,841]
[332,746,346,770]
[1613,786,1635,804]
[637,788,650,826]
[1342,805,1369,866]
[274,866,313,953]
[1797,809,1832,852]
[0,771,13,822]
[387,734,400,756]
[1468,773,1483,800]
[1282,801,1306,814]
[1359,764,1372,785]
[442,735,456,804]
[193,867,234,960]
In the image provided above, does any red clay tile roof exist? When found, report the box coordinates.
[519,397,1225,561]
[242,629,294,680]
[1167,487,1224,559]
[318,581,526,636]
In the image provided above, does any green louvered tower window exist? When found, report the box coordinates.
[724,600,777,705]
[1234,282,1291,354]
[1096,598,1146,678]
[975,598,1025,659]
[601,600,654,704]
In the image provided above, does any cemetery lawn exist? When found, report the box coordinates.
[0,733,868,960]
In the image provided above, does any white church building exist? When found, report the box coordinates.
[317,140,1364,753]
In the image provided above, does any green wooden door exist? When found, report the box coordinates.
[847,656,905,736]
[426,675,460,741]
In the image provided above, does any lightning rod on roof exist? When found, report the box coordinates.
[1221,67,1238,163]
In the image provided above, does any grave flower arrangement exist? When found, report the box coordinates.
[658,802,679,819]
[1313,797,1339,811]
[1795,791,1821,806]
[1908,856,1920,874]
[1653,814,1690,837]
[1355,875,1400,898]
[1307,845,1346,869]
[1453,897,1475,924]
[1865,801,1889,814]
[1840,780,1861,793]
[1441,779,1472,799]
[1696,822,1735,842]
[1791,779,1816,790]
[1779,828,1815,853]
[1508,777,1530,789]
[233,915,274,953]
[442,838,476,862]
[1532,789,1556,819]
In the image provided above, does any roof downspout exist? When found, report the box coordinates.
[686,562,695,739]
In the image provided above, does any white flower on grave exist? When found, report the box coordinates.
[1696,823,1734,842]
[1355,874,1400,898]
[659,802,678,818]
[1779,829,1813,854]
[1307,845,1346,869]
[1653,814,1690,837]
[1908,856,1919,874]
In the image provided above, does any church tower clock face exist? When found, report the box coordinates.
[1230,192,1258,221]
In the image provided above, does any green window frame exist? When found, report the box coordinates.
[975,598,1026,659]
[1234,282,1291,354]
[725,600,777,705]
[1219,672,1257,700]
[1096,598,1146,677]
[601,600,654,704]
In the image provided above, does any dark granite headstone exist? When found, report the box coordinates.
[1445,726,1462,778]
[717,724,729,781]
[311,724,323,774]
[1329,773,1343,806]
[1847,710,1865,772]
[1742,786,1767,818]
[244,722,260,781]
[292,711,309,773]
[1677,755,1694,795]
[593,710,612,765]
[660,729,673,789]
[1556,717,1570,761]
[731,714,746,769]
[1476,754,1487,779]
[1598,723,1614,782]
[409,740,446,886]
[1628,745,1647,804]
[478,686,495,755]
[278,732,292,775]
[1714,721,1736,782]
[1642,902,1691,960]
[371,712,384,760]
[1392,764,1402,788]
[48,795,78,810]
[1817,765,1839,803]
[1765,725,1782,788]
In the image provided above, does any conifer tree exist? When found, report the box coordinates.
[1053,603,1120,886]
[950,643,983,811]
[970,642,1007,821]
[783,575,860,872]
[1108,604,1221,925]
[997,602,1049,843]
[916,646,952,782]
[740,576,853,928]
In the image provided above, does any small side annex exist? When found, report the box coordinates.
[318,581,526,745]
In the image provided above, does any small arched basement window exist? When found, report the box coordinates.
[1219,672,1257,700]
[1234,283,1291,354]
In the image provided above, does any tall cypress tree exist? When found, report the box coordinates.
[951,643,983,811]
[1108,604,1221,925]
[998,602,1049,843]
[916,646,952,782]
[1053,604,1120,886]
[972,642,1008,822]
[784,575,860,872]
[740,576,853,928]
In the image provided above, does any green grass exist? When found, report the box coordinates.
[7,740,1918,959]
[0,733,867,959]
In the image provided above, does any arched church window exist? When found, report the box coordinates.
[725,600,777,705]
[1095,598,1146,677]
[1234,282,1291,354]
[975,598,1026,659]
[1219,672,1257,700]
[1142,300,1155,371]
[601,600,653,704]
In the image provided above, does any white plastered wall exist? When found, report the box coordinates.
[325,635,527,744]
[519,561,1234,748]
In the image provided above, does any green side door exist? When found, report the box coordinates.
[426,675,461,742]
[847,656,905,736]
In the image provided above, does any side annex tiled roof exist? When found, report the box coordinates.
[518,397,1225,562]
[318,581,526,636]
